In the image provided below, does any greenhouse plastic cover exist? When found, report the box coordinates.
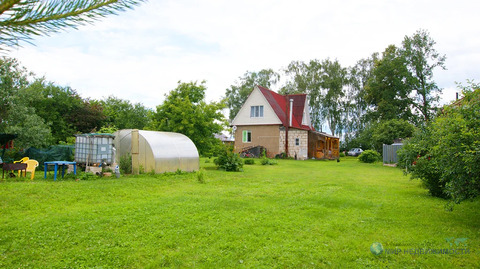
[114,129,199,173]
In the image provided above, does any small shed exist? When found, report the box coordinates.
[113,129,199,174]
[383,143,403,164]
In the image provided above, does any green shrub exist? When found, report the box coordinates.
[244,158,255,165]
[261,158,278,165]
[214,149,243,172]
[358,150,380,163]
[397,85,480,202]
[78,172,99,180]
[339,152,345,157]
[196,168,206,183]
[119,153,132,174]
[397,128,448,199]
[260,149,278,165]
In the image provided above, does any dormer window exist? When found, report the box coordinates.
[250,105,264,118]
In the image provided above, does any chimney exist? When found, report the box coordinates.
[289,99,293,127]
[456,92,459,100]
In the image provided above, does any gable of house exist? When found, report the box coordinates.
[232,85,314,131]
[231,86,282,126]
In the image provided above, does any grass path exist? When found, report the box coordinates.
[1,158,479,268]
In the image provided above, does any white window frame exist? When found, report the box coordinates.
[250,105,264,118]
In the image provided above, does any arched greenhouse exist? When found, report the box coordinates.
[114,129,199,174]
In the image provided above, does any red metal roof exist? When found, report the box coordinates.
[257,86,314,131]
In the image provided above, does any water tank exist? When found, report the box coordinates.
[75,133,115,165]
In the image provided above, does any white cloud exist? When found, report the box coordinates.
[10,0,480,108]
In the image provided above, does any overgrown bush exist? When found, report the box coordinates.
[339,152,345,157]
[261,158,278,165]
[260,150,278,165]
[398,84,480,202]
[358,150,380,163]
[397,127,448,198]
[214,148,243,172]
[244,158,255,165]
[196,168,206,183]
[119,153,132,174]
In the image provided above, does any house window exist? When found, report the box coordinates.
[242,130,252,143]
[295,138,300,146]
[250,105,264,118]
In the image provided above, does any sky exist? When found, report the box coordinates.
[10,0,480,109]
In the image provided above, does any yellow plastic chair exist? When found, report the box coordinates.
[23,160,39,180]
[14,157,29,163]
[15,157,30,177]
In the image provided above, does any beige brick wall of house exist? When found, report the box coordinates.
[235,125,281,158]
[279,129,308,160]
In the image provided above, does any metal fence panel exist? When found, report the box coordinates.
[383,144,403,163]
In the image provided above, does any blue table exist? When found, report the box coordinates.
[44,161,77,181]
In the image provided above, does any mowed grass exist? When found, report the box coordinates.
[1,158,479,268]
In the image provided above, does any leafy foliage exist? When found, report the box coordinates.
[214,147,243,172]
[96,96,151,130]
[358,150,380,163]
[0,57,53,148]
[371,119,415,151]
[402,29,446,123]
[196,168,206,183]
[344,119,415,152]
[397,127,447,198]
[365,45,413,122]
[25,79,105,143]
[119,153,132,174]
[319,59,349,136]
[149,81,227,156]
[0,0,144,50]
[281,59,348,135]
[260,150,278,165]
[398,82,480,202]
[243,158,255,165]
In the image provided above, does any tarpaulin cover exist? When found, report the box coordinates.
[24,145,74,168]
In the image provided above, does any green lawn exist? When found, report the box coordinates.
[1,158,479,268]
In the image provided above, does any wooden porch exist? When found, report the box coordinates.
[308,131,340,160]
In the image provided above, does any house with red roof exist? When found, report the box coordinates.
[231,85,340,160]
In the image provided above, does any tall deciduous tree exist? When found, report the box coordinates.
[0,57,52,148]
[24,79,107,142]
[224,69,280,120]
[0,57,29,129]
[25,79,84,143]
[150,81,227,156]
[97,96,151,130]
[344,54,378,142]
[0,0,144,50]
[365,45,413,122]
[320,58,348,136]
[283,59,348,135]
[402,29,446,122]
